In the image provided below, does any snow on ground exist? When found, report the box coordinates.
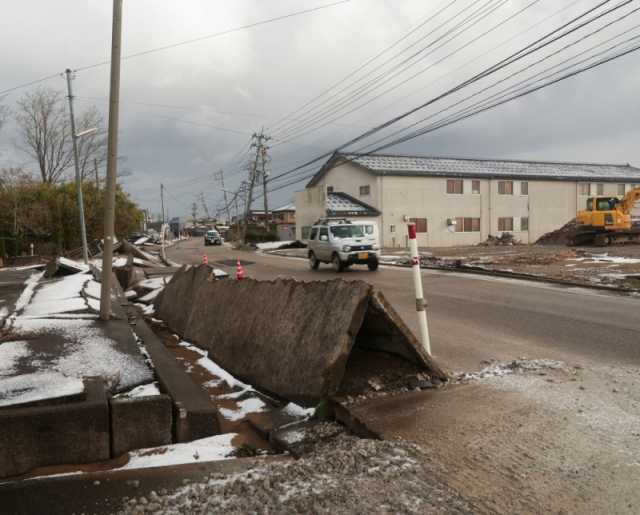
[134,236,150,246]
[0,340,31,378]
[219,398,267,421]
[0,306,9,325]
[114,381,161,399]
[256,241,293,251]
[179,341,251,391]
[119,433,237,470]
[13,271,45,313]
[134,303,155,315]
[572,254,640,265]
[138,289,161,303]
[113,257,129,268]
[283,402,316,418]
[0,371,84,408]
[138,277,169,290]
[10,317,153,391]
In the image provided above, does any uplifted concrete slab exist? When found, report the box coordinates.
[155,265,447,405]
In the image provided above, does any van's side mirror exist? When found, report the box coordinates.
[320,235,328,241]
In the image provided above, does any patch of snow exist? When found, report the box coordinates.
[138,289,161,303]
[83,280,102,299]
[0,264,45,272]
[138,277,169,290]
[457,358,565,381]
[212,268,228,278]
[193,351,251,390]
[134,303,155,315]
[0,340,31,378]
[22,297,88,317]
[0,372,84,408]
[0,307,9,325]
[10,318,153,391]
[219,397,266,421]
[572,254,640,265]
[119,433,237,469]
[113,257,129,268]
[134,236,150,245]
[283,402,315,418]
[256,241,293,251]
[32,273,90,302]
[124,290,137,299]
[13,271,44,313]
[87,297,100,312]
[115,382,161,399]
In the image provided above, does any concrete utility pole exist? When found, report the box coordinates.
[243,130,270,242]
[99,0,123,321]
[407,223,431,355]
[160,183,165,224]
[65,68,89,264]
[261,144,270,226]
[215,169,231,224]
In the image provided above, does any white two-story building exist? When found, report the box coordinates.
[295,152,640,248]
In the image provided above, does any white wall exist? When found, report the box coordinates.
[295,163,640,247]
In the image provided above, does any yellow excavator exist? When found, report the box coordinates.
[572,187,640,245]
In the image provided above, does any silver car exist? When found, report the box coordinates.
[307,219,380,272]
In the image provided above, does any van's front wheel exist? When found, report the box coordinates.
[332,253,344,273]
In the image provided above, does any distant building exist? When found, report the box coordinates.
[295,152,640,248]
[272,204,296,241]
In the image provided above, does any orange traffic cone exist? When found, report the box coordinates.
[235,259,245,280]
[202,254,209,265]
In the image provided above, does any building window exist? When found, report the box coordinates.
[521,182,528,195]
[389,224,396,233]
[447,179,463,194]
[579,183,590,195]
[498,181,513,195]
[409,218,427,233]
[454,217,481,232]
[472,180,480,194]
[327,186,334,193]
[596,183,604,195]
[618,184,626,195]
[498,217,514,231]
[359,185,370,196]
[521,217,529,231]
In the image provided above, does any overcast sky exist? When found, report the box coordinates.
[1,0,639,220]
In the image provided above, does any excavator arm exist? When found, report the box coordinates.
[620,187,640,215]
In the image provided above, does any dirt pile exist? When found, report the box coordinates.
[536,219,579,245]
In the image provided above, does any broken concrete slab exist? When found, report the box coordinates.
[155,265,447,406]
[124,303,220,442]
[0,379,110,479]
[44,256,90,278]
[110,395,173,456]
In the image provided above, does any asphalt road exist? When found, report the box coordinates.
[168,239,640,371]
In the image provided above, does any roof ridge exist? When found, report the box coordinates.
[338,152,634,169]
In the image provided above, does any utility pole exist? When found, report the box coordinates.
[244,130,270,242]
[99,0,123,321]
[215,169,231,224]
[65,68,89,264]
[160,183,165,225]
[261,144,270,226]
[94,158,100,191]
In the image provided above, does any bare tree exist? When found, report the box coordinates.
[75,106,107,181]
[14,87,106,184]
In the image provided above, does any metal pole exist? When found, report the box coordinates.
[160,183,165,225]
[262,148,269,226]
[99,0,123,321]
[408,223,431,355]
[65,68,89,264]
[94,158,100,191]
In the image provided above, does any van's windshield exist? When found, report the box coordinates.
[330,225,364,239]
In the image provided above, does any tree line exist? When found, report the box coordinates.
[0,87,142,258]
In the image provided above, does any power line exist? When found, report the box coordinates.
[265,0,624,185]
[273,0,542,145]
[0,1,351,98]
[74,1,352,72]
[272,0,505,140]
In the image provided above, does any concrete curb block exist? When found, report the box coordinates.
[0,379,110,479]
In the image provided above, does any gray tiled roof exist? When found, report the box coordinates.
[341,153,640,182]
[326,192,380,216]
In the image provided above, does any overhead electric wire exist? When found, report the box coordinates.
[273,0,543,145]
[265,0,624,185]
[0,1,351,98]
[355,4,640,154]
[268,0,463,133]
[272,0,508,140]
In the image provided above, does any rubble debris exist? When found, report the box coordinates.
[155,266,447,405]
[456,358,567,382]
[44,256,90,278]
[479,232,521,246]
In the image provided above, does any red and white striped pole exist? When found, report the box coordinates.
[408,223,431,355]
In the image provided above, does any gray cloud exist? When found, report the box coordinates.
[1,0,640,219]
